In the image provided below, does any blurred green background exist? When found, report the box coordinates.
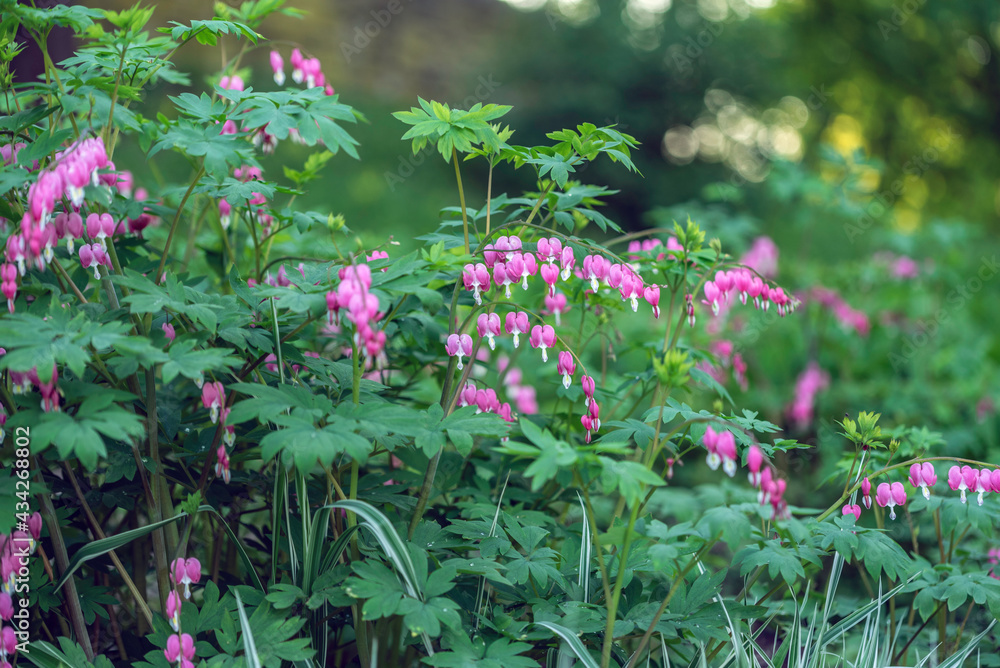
[84,0,999,465]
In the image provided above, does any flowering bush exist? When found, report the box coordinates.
[1,2,999,668]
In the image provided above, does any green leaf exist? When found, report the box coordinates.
[30,407,144,470]
[598,458,665,505]
[264,584,305,610]
[696,506,753,550]
[854,529,914,581]
[165,19,259,44]
[737,540,819,586]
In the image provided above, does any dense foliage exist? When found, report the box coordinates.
[1,2,1000,668]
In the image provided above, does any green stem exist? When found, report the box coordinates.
[62,462,154,627]
[816,456,1000,523]
[624,537,719,668]
[33,457,94,660]
[347,341,370,667]
[485,161,494,237]
[156,165,205,281]
[601,503,639,667]
[452,148,470,254]
[104,40,128,152]
[36,31,81,138]
[893,600,945,664]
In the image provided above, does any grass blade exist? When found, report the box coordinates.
[536,621,600,668]
[577,491,591,602]
[234,589,263,668]
[475,472,510,631]
[55,512,187,592]
[329,499,436,656]
[330,499,422,599]
[936,619,996,668]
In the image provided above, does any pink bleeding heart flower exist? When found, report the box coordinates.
[581,374,596,407]
[0,624,14,662]
[588,399,601,432]
[445,333,473,370]
[703,281,722,316]
[528,324,556,363]
[164,632,196,666]
[493,261,512,299]
[908,462,937,500]
[504,311,530,348]
[462,263,491,306]
[543,292,570,326]
[715,429,737,477]
[607,263,623,289]
[974,468,992,506]
[504,255,525,296]
[560,246,575,281]
[457,382,478,408]
[201,381,225,424]
[166,590,183,631]
[270,50,285,85]
[581,414,594,444]
[714,270,733,297]
[536,237,562,264]
[290,47,305,83]
[619,268,644,312]
[732,269,752,304]
[79,243,109,279]
[475,388,500,414]
[556,351,576,389]
[703,426,721,472]
[38,364,61,413]
[643,285,660,318]
[63,212,84,253]
[747,445,763,487]
[540,262,560,297]
[518,251,537,289]
[1,264,16,313]
[215,444,231,484]
[170,557,201,599]
[948,465,973,504]
[842,504,862,522]
[476,313,502,350]
[513,385,538,414]
[28,512,42,543]
[861,477,872,509]
[0,592,12,621]
[162,322,176,345]
[875,481,907,520]
[583,254,609,291]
